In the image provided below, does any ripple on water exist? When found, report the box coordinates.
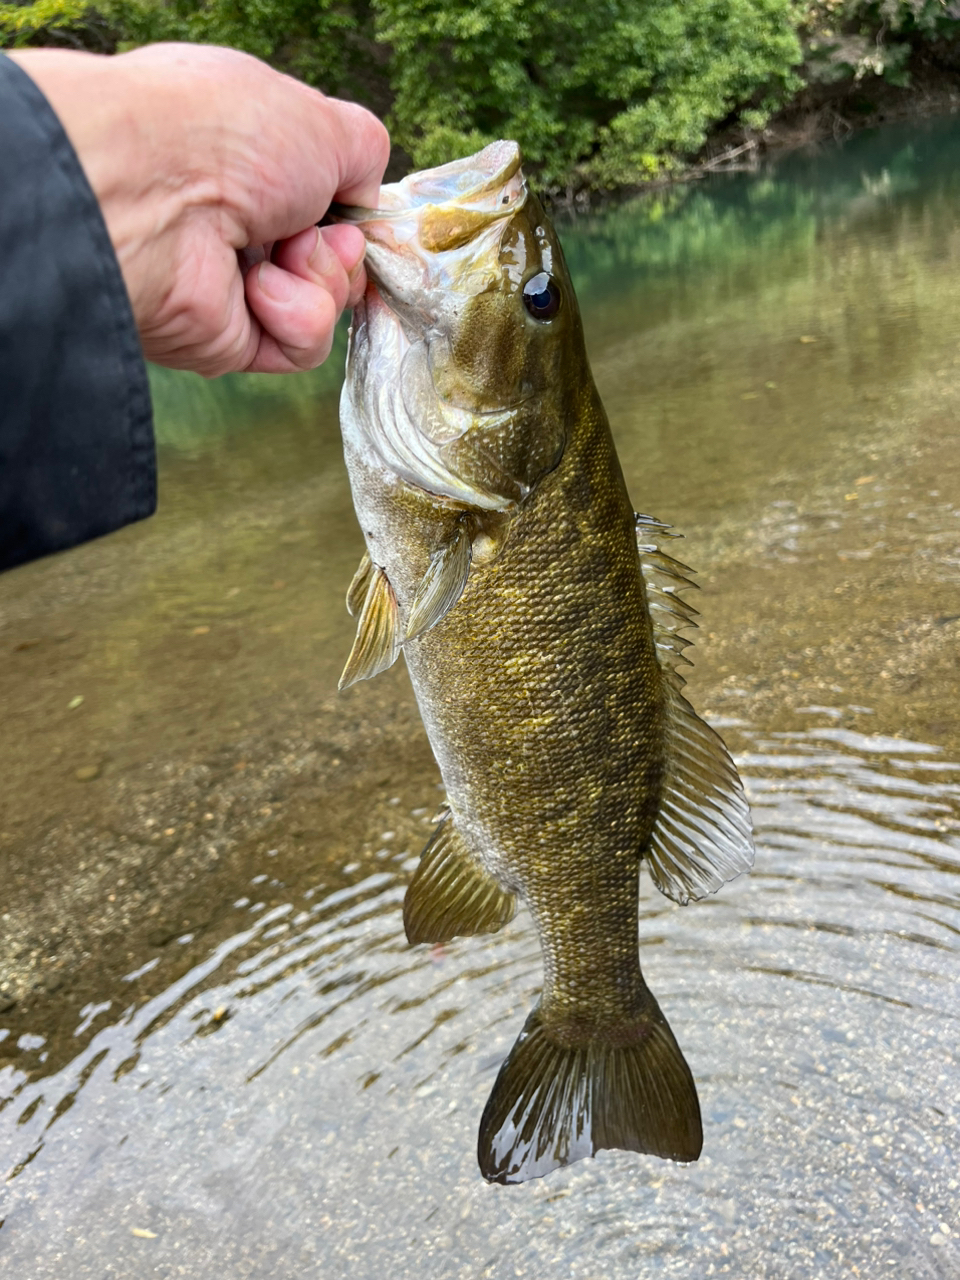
[0,718,957,1278]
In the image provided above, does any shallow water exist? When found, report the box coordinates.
[2,120,959,1277]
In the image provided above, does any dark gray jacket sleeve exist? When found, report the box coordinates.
[0,53,156,573]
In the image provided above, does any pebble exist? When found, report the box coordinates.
[75,764,100,782]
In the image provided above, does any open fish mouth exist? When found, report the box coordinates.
[329,141,527,299]
[331,139,526,241]
[335,141,542,507]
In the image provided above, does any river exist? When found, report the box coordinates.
[1,118,958,1277]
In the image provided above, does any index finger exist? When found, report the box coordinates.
[316,95,391,208]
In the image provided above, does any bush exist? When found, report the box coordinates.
[377,0,803,187]
[802,1,960,88]
[3,0,959,190]
[1,0,804,187]
[107,0,373,97]
[0,0,118,50]
[0,0,373,96]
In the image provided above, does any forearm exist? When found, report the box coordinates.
[0,53,155,571]
[7,49,201,328]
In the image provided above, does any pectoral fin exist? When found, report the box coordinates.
[405,522,472,642]
[345,551,373,617]
[339,563,400,690]
[404,809,516,944]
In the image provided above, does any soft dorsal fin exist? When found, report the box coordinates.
[636,513,754,903]
[405,521,472,642]
[346,550,374,617]
[647,684,754,903]
[339,563,400,690]
[404,808,516,944]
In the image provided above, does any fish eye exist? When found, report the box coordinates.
[522,272,561,322]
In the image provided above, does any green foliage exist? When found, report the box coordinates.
[376,0,804,187]
[803,1,960,88]
[0,0,115,49]
[4,0,960,190]
[106,0,370,93]
[1,0,373,95]
[806,0,959,38]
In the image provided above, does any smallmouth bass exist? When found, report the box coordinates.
[334,142,754,1184]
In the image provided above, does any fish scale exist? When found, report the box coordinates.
[334,140,754,1183]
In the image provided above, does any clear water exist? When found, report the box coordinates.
[1,119,959,1277]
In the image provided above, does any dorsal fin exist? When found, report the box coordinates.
[647,684,754,903]
[404,808,516,944]
[339,563,400,690]
[635,512,699,690]
[405,521,472,642]
[636,513,754,903]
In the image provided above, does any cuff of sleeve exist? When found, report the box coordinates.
[0,53,157,573]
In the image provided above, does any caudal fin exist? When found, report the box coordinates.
[477,1001,702,1184]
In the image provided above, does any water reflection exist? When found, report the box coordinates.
[3,115,960,1275]
[2,718,958,1275]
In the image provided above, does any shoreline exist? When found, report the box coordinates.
[546,62,960,209]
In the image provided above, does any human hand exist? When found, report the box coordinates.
[10,44,389,376]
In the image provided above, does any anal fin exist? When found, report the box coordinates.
[403,809,516,944]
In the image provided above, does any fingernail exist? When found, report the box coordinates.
[258,262,296,303]
[347,259,365,285]
[309,227,333,273]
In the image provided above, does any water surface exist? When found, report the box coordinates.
[1,120,959,1277]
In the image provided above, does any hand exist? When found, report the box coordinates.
[10,44,389,376]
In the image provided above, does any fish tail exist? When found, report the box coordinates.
[477,995,702,1185]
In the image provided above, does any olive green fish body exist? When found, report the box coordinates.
[336,142,752,1183]
[409,393,663,1000]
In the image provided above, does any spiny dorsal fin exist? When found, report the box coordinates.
[346,550,373,618]
[477,997,702,1184]
[405,521,472,642]
[635,512,699,691]
[404,808,516,944]
[647,683,754,903]
[338,563,400,690]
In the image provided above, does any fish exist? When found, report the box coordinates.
[333,141,754,1185]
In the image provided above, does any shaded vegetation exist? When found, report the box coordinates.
[3,0,960,187]
[376,0,801,186]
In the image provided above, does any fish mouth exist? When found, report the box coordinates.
[330,141,527,296]
[337,142,535,496]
